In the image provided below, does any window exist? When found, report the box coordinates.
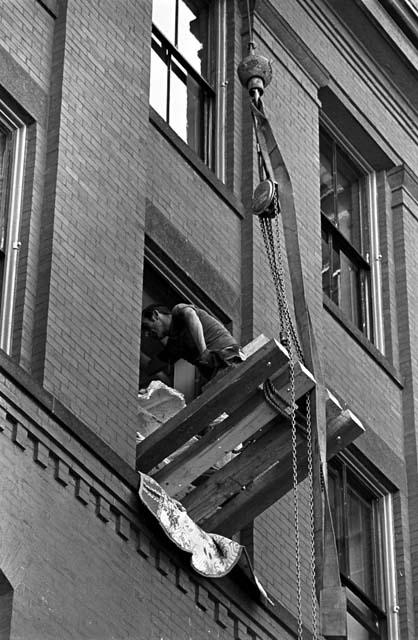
[329,457,399,639]
[0,101,26,354]
[320,126,383,346]
[140,252,232,402]
[150,0,224,170]
[141,260,198,402]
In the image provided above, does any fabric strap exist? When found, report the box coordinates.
[250,97,347,637]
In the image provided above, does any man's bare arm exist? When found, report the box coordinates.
[176,305,207,356]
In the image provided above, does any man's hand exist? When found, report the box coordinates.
[196,348,212,366]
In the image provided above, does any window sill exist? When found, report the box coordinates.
[323,296,403,388]
[149,108,244,219]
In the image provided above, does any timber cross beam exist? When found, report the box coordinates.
[136,335,365,536]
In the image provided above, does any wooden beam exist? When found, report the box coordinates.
[154,360,315,496]
[136,339,290,472]
[197,407,364,536]
[182,415,291,521]
[154,389,279,495]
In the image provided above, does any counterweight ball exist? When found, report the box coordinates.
[237,53,272,96]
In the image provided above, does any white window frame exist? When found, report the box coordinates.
[0,101,26,354]
[320,117,384,352]
[336,451,400,639]
[150,0,226,179]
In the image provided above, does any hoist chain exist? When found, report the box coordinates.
[272,211,304,362]
[306,393,319,640]
[258,187,304,639]
[258,182,318,640]
[290,355,304,640]
[259,215,286,339]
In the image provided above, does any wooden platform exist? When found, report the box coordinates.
[136,338,365,536]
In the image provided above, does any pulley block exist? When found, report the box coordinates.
[252,179,279,217]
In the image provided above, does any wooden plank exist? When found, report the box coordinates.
[325,388,343,422]
[241,334,270,357]
[198,409,365,536]
[153,360,315,495]
[182,416,291,521]
[136,339,289,472]
[154,388,280,495]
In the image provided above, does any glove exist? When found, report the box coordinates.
[196,348,213,367]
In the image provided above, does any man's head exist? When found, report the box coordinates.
[141,304,172,340]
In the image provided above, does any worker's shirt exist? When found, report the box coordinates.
[157,304,238,365]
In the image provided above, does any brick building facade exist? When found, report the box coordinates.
[0,0,417,638]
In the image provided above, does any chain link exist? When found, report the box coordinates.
[258,182,318,640]
[290,356,303,640]
[306,393,318,640]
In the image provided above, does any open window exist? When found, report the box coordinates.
[140,245,232,402]
[141,260,198,402]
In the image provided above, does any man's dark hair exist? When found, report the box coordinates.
[141,304,171,320]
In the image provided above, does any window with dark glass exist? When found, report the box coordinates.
[329,459,389,639]
[320,129,374,340]
[150,0,216,168]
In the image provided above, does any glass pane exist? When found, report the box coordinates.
[321,230,331,298]
[169,61,206,160]
[178,0,207,76]
[0,125,11,253]
[152,0,176,43]
[348,613,376,640]
[328,470,347,570]
[320,142,335,224]
[339,252,360,327]
[331,243,340,306]
[169,61,188,142]
[336,147,364,252]
[150,42,168,119]
[347,487,375,598]
[185,75,203,157]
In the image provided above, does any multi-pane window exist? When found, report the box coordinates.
[0,102,26,354]
[150,0,218,168]
[329,458,399,639]
[320,128,376,342]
